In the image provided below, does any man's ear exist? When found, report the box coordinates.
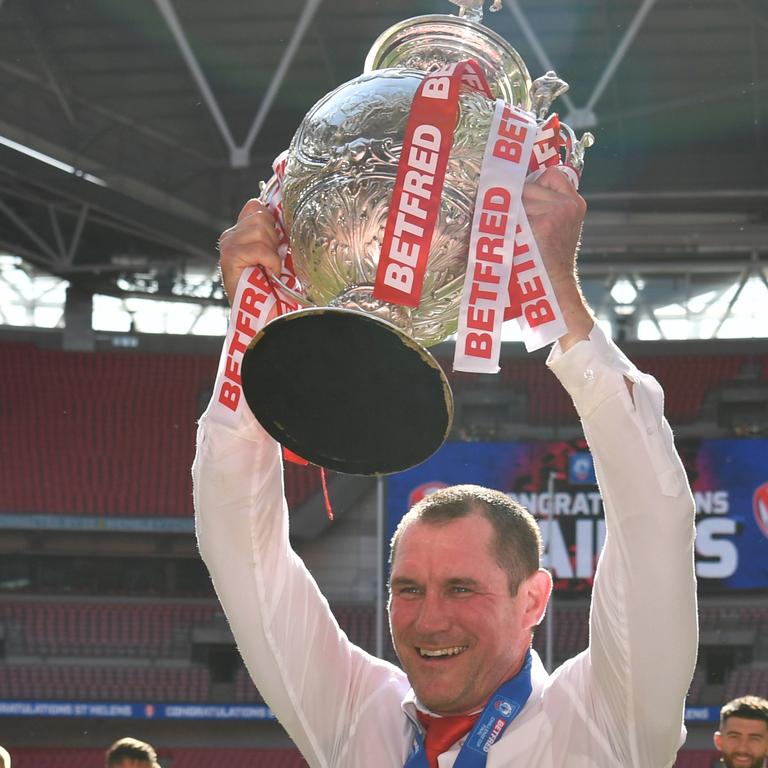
[713,731,722,752]
[523,568,553,630]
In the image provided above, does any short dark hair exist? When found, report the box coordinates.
[106,737,159,767]
[389,484,541,595]
[720,695,768,730]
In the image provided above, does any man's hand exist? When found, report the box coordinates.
[218,199,281,304]
[522,167,594,350]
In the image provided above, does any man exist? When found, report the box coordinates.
[194,166,698,766]
[714,695,768,768]
[105,737,160,768]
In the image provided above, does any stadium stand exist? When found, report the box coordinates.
[686,666,706,705]
[699,604,768,629]
[438,350,759,426]
[233,664,264,703]
[0,341,322,518]
[8,747,308,767]
[531,603,590,664]
[1,338,765,766]
[0,598,374,659]
[0,748,728,768]
[0,664,210,701]
[672,750,719,768]
[724,666,768,701]
[0,599,220,657]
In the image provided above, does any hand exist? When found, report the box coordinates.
[522,166,586,287]
[522,167,593,349]
[218,199,281,304]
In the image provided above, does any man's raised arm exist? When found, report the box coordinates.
[528,168,698,766]
[193,201,408,767]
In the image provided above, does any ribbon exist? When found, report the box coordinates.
[373,59,492,307]
[453,100,537,373]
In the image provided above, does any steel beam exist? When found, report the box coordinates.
[504,0,575,113]
[712,269,750,337]
[66,203,90,265]
[0,198,58,263]
[241,0,323,164]
[153,0,239,156]
[584,0,658,113]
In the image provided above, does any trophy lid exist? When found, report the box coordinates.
[364,14,532,109]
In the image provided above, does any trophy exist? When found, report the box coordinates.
[241,1,592,476]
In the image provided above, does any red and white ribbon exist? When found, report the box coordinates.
[373,59,492,307]
[209,153,302,430]
[453,109,570,372]
[453,100,537,373]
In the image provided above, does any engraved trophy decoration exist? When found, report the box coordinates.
[241,0,593,475]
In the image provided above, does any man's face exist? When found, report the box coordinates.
[388,513,548,715]
[715,716,768,768]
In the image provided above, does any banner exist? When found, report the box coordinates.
[0,698,718,723]
[0,700,275,720]
[386,438,768,593]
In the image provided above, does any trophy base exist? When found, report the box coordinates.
[241,308,454,475]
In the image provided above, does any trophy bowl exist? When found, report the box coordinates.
[242,14,533,475]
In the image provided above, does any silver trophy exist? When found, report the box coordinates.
[242,5,591,475]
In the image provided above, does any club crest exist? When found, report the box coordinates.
[754,482,768,539]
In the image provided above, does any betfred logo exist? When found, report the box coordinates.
[754,482,768,539]
[408,482,448,508]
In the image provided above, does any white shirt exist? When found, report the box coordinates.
[193,324,698,767]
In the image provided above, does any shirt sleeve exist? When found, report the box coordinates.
[192,369,405,767]
[546,324,698,767]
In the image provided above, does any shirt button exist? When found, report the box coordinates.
[583,368,594,381]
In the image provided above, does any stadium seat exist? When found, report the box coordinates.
[0,342,325,518]
[8,747,308,768]
[672,749,719,767]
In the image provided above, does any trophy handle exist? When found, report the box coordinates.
[268,274,316,309]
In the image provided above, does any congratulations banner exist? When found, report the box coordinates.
[0,700,276,720]
[386,438,768,593]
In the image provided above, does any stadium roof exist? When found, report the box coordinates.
[0,0,766,324]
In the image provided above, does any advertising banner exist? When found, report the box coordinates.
[0,700,276,720]
[0,699,718,723]
[386,438,768,593]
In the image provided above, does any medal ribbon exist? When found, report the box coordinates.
[373,59,492,308]
[404,651,533,768]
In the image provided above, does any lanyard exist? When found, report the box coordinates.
[404,650,533,768]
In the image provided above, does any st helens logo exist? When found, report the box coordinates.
[754,482,768,539]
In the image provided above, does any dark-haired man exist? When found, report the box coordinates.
[714,695,768,768]
[194,167,698,766]
[106,737,160,768]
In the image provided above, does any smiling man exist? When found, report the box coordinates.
[714,696,768,768]
[194,167,698,767]
[388,486,549,721]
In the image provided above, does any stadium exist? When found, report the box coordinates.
[0,0,766,766]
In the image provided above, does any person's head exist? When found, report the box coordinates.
[388,484,551,716]
[106,737,159,768]
[714,695,768,768]
[0,745,11,768]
